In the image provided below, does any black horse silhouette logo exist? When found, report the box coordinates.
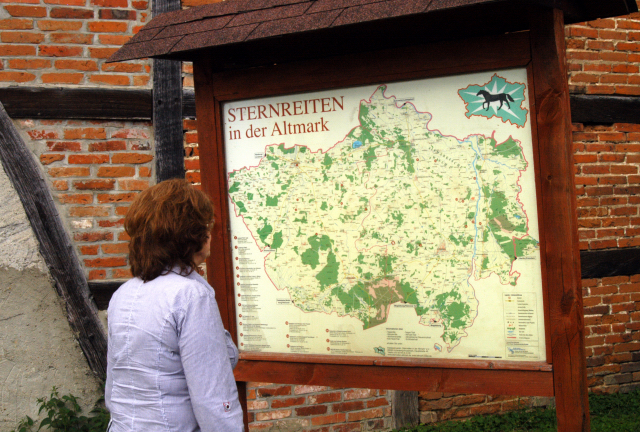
[476,90,514,111]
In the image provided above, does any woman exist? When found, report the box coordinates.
[105,179,244,431]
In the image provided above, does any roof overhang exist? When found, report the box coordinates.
[109,0,638,71]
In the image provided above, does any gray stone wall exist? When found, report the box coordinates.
[0,160,101,430]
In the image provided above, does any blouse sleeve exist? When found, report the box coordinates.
[177,284,244,432]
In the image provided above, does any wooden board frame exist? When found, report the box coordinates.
[193,7,588,431]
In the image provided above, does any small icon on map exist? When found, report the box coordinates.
[373,346,385,356]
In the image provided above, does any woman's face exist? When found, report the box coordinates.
[193,232,212,266]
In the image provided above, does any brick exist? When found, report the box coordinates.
[111,152,153,164]
[54,59,98,71]
[49,167,90,177]
[59,193,92,204]
[247,400,268,410]
[347,408,384,422]
[44,0,86,5]
[42,73,84,84]
[270,397,306,408]
[90,0,127,6]
[0,18,33,29]
[102,242,129,254]
[72,180,114,191]
[69,154,110,164]
[332,424,361,432]
[97,218,124,227]
[112,268,132,279]
[111,128,150,139]
[132,75,150,86]
[132,0,147,8]
[80,245,99,255]
[258,386,291,397]
[99,34,131,45]
[308,392,342,404]
[74,231,113,242]
[119,179,149,190]
[40,154,64,168]
[115,206,129,217]
[311,413,346,426]
[50,7,94,19]
[47,141,81,151]
[89,140,126,151]
[53,33,94,45]
[139,166,151,177]
[295,405,328,416]
[0,44,36,56]
[84,257,127,267]
[332,401,365,413]
[89,74,130,85]
[69,206,109,217]
[88,21,128,33]
[39,45,83,57]
[8,59,50,69]
[102,62,143,73]
[186,171,201,184]
[4,5,46,17]
[88,269,106,280]
[97,192,136,203]
[255,409,291,421]
[0,31,43,43]
[99,9,136,20]
[89,47,118,58]
[28,129,60,140]
[38,20,83,31]
[64,128,106,139]
[52,180,69,190]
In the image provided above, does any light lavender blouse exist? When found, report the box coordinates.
[105,269,243,432]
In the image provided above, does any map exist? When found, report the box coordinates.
[224,69,546,361]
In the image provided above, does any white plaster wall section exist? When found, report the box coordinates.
[0,160,101,429]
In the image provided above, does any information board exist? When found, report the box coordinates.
[223,68,546,362]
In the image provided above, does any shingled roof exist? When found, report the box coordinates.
[109,0,638,65]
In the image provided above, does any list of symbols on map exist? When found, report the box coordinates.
[234,235,272,352]
[503,293,540,359]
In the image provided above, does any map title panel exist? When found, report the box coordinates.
[224,69,546,361]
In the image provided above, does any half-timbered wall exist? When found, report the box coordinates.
[0,0,639,430]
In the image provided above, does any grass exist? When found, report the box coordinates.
[394,390,640,432]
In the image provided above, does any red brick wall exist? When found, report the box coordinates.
[566,1,640,96]
[573,123,640,251]
[16,118,153,280]
[0,0,150,86]
[583,275,640,394]
[247,384,391,431]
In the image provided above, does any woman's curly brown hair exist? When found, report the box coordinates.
[125,179,214,282]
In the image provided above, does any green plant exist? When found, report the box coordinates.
[10,387,109,432]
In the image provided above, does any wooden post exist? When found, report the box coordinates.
[392,390,420,429]
[529,6,590,432]
[152,0,184,182]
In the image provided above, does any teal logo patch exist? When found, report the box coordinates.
[458,74,528,128]
[373,346,385,356]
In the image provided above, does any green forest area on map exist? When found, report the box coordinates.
[228,85,539,351]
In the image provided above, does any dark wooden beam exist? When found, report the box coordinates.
[570,94,640,124]
[152,0,184,182]
[3,88,638,127]
[580,248,640,279]
[0,87,152,120]
[0,101,107,379]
